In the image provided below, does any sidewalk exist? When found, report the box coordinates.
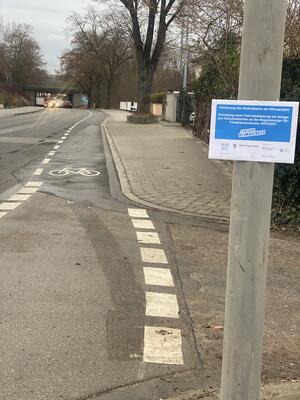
[103,110,232,222]
[0,106,43,119]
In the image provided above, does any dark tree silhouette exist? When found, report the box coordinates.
[96,0,185,113]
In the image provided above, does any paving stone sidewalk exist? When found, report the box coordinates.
[104,110,232,221]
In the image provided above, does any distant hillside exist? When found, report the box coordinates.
[0,84,31,108]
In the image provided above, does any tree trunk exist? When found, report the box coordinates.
[87,88,92,108]
[106,79,112,109]
[137,64,154,114]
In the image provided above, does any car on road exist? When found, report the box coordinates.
[63,100,72,108]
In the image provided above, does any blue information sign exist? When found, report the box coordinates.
[209,100,299,163]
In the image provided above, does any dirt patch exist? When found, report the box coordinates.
[170,223,300,387]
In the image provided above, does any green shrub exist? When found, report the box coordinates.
[150,92,166,104]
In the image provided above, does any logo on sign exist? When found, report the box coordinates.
[238,128,267,138]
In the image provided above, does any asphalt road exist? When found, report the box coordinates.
[0,109,202,400]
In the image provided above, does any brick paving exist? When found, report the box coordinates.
[105,110,232,221]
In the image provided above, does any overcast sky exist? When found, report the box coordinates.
[0,0,95,73]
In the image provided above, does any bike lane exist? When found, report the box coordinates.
[0,111,199,400]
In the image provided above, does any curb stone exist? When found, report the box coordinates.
[0,107,44,120]
[102,113,230,225]
[14,109,44,116]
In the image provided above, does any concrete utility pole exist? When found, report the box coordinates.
[220,1,287,400]
[183,18,189,90]
[181,13,189,125]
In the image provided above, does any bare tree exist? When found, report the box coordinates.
[67,8,132,108]
[285,0,300,57]
[95,0,186,113]
[0,23,45,87]
[60,46,102,108]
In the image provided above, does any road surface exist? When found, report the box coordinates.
[0,109,202,400]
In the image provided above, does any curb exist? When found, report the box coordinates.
[0,107,44,120]
[14,108,44,116]
[102,114,230,225]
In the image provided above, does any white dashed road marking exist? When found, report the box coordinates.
[54,145,60,150]
[0,202,22,210]
[146,292,179,318]
[128,208,149,218]
[143,326,183,365]
[34,168,43,176]
[140,247,168,264]
[42,158,50,164]
[19,187,39,194]
[48,151,56,156]
[132,219,155,230]
[26,182,43,187]
[144,267,174,287]
[9,194,31,201]
[136,231,161,244]
[128,207,183,365]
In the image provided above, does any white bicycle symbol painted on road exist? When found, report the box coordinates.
[49,167,101,177]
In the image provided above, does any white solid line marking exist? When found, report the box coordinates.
[143,326,183,365]
[145,292,179,318]
[54,145,60,150]
[137,231,161,244]
[48,151,55,156]
[140,248,168,264]
[25,182,43,187]
[144,267,174,287]
[9,194,31,201]
[128,208,149,218]
[42,158,50,164]
[19,187,39,194]
[0,202,22,210]
[0,212,8,218]
[34,168,43,176]
[132,219,155,230]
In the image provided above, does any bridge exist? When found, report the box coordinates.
[23,75,87,107]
